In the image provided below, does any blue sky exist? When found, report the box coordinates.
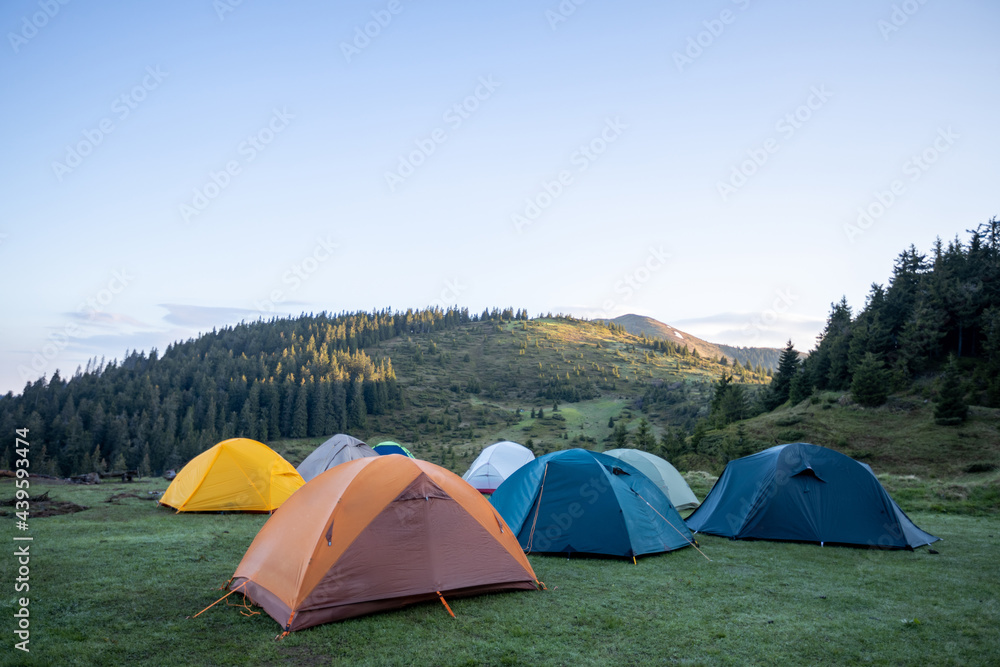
[1,0,997,394]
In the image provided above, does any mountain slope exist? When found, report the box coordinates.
[604,314,783,370]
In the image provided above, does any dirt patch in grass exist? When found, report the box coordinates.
[34,500,89,517]
[938,485,971,502]
[1,490,89,517]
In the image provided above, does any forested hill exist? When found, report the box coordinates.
[0,308,476,477]
[0,307,764,477]
[787,217,1000,407]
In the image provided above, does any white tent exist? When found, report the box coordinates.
[463,441,535,493]
[297,434,377,482]
[603,448,700,511]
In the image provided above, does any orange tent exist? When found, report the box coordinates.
[159,438,303,512]
[228,456,541,631]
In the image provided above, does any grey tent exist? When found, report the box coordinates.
[685,443,939,549]
[603,448,700,511]
[296,434,377,482]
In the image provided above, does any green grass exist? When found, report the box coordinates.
[4,478,999,666]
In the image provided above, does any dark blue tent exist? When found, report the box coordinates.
[489,449,694,558]
[685,443,939,550]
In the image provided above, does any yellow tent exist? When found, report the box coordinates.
[159,438,304,512]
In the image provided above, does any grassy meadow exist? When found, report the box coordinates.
[3,476,999,666]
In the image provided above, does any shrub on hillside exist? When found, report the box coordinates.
[934,356,969,426]
[851,352,890,407]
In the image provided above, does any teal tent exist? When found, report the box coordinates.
[685,443,939,549]
[373,441,415,458]
[489,449,694,558]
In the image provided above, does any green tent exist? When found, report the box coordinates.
[372,441,415,458]
[603,449,700,511]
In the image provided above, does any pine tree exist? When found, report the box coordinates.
[634,418,655,451]
[934,356,968,425]
[710,373,747,426]
[347,379,367,429]
[139,444,152,477]
[850,352,889,407]
[983,306,1000,407]
[690,419,709,453]
[292,382,310,437]
[612,421,629,448]
[164,445,181,471]
[92,444,105,473]
[280,379,296,437]
[788,369,812,405]
[765,340,800,410]
[330,381,348,432]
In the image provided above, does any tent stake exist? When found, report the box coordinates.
[437,591,456,618]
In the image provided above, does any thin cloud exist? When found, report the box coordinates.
[65,311,151,328]
[157,304,264,327]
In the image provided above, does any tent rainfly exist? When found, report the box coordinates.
[159,438,304,513]
[685,442,940,549]
[489,449,695,558]
[372,441,415,458]
[462,441,535,494]
[226,456,542,632]
[296,434,377,481]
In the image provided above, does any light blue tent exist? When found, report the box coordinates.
[489,449,694,558]
[685,443,939,549]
